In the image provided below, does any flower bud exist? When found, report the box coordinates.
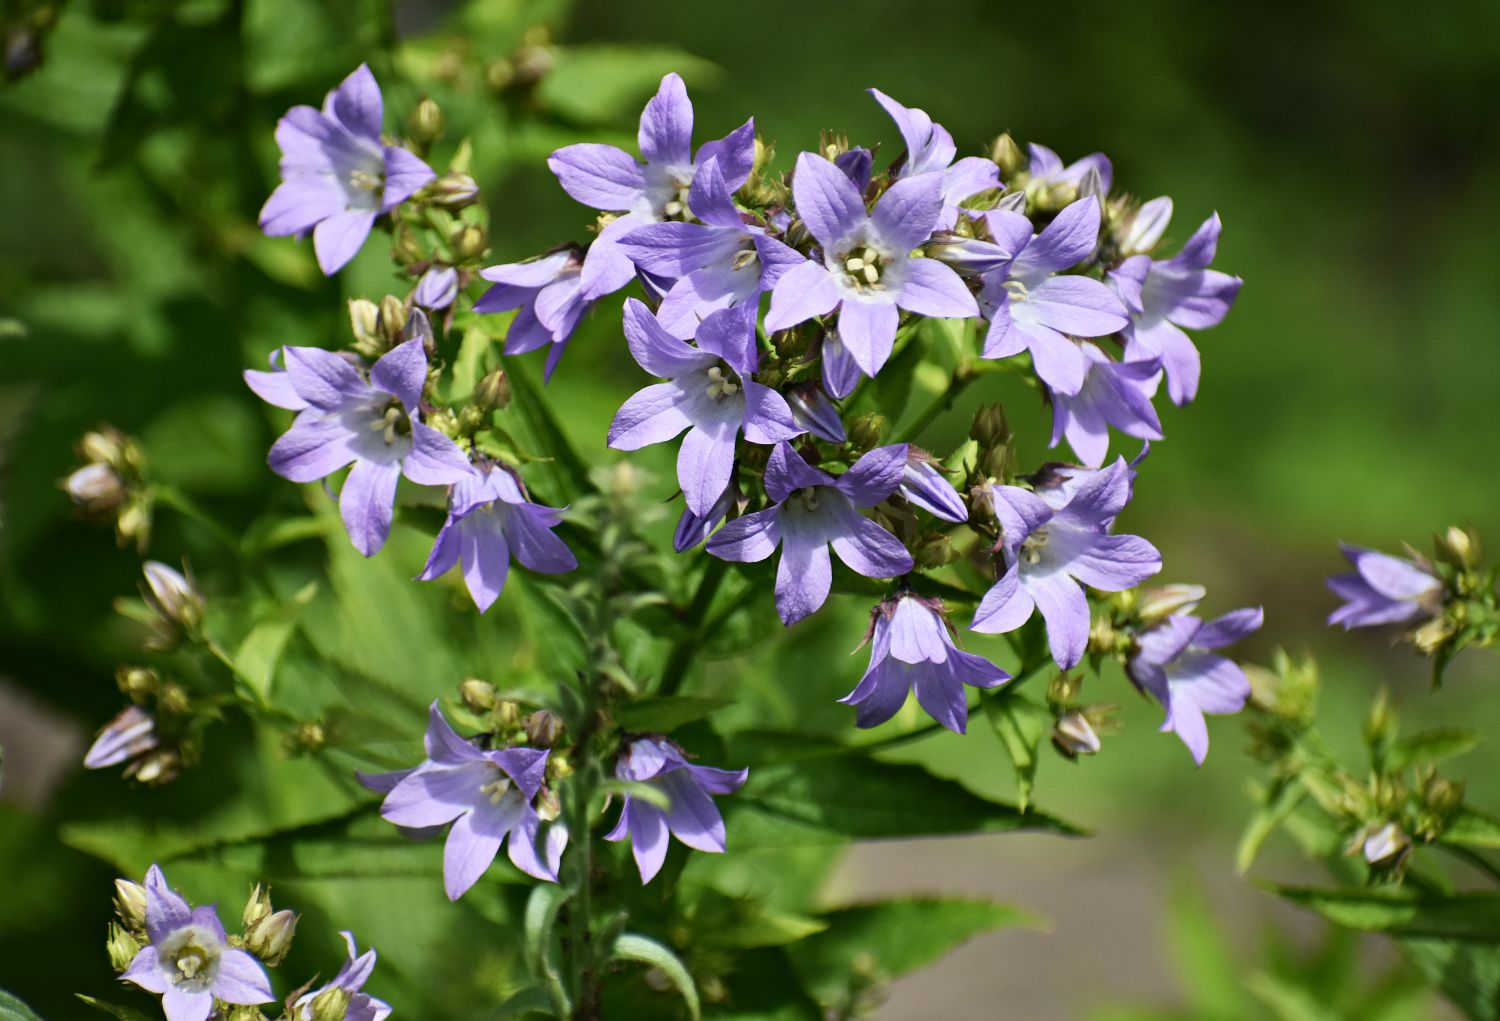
[459,678,498,713]
[407,97,445,146]
[378,295,409,346]
[142,561,204,634]
[990,133,1026,180]
[1076,164,1107,200]
[1136,584,1207,624]
[65,462,126,512]
[156,681,191,716]
[245,908,298,966]
[391,228,424,267]
[1412,614,1458,656]
[848,412,886,451]
[107,922,140,973]
[307,986,352,1021]
[496,699,523,732]
[124,747,181,786]
[969,403,1009,449]
[430,172,480,209]
[535,786,562,822]
[114,879,148,931]
[1052,710,1101,758]
[524,709,565,747]
[347,298,383,356]
[1363,689,1398,749]
[452,223,488,262]
[115,665,159,701]
[484,58,515,92]
[1046,673,1080,709]
[474,368,511,412]
[290,719,330,753]
[546,752,572,782]
[912,531,957,569]
[85,706,159,771]
[1362,822,1411,870]
[242,884,272,930]
[80,427,131,467]
[1435,525,1481,571]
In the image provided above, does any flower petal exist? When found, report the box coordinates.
[340,458,401,557]
[764,259,840,332]
[313,209,377,275]
[897,258,979,319]
[443,809,504,900]
[638,72,693,169]
[1028,572,1091,669]
[547,143,646,210]
[791,151,868,251]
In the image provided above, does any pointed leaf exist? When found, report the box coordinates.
[611,933,700,1021]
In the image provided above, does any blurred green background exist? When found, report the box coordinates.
[1,0,1498,1017]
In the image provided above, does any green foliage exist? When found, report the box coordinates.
[0,990,44,1021]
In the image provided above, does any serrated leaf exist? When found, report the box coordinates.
[616,696,734,734]
[1443,807,1500,849]
[983,692,1047,811]
[611,933,700,1021]
[1388,728,1482,771]
[0,989,44,1021]
[1270,886,1500,940]
[787,898,1032,1007]
[1237,777,1307,874]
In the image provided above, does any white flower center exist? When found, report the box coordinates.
[159,924,222,994]
[842,246,887,292]
[1003,278,1030,302]
[1020,528,1049,565]
[370,400,412,446]
[705,365,740,400]
[795,487,822,512]
[348,168,382,193]
[730,245,759,272]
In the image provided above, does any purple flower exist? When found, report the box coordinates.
[971,458,1161,669]
[898,449,967,522]
[474,247,592,382]
[548,73,755,300]
[869,88,1000,229]
[608,299,803,516]
[1048,342,1163,469]
[84,705,158,769]
[1109,208,1242,405]
[674,482,736,553]
[604,736,747,884]
[259,65,435,275]
[1026,142,1113,195]
[291,932,390,1021]
[1127,606,1262,764]
[120,865,273,1021]
[785,383,847,444]
[706,442,914,626]
[419,462,577,612]
[972,198,1128,395]
[765,152,977,387]
[414,265,460,311]
[619,155,804,338]
[375,703,563,900]
[247,339,474,556]
[841,594,1009,733]
[1327,545,1443,629]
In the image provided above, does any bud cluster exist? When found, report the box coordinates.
[62,425,151,550]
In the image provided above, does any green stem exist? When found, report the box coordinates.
[1434,841,1500,886]
[154,485,243,558]
[657,558,731,697]
[893,365,978,444]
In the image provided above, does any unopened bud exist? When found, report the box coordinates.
[307,985,352,1021]
[546,752,572,782]
[474,368,511,412]
[1362,822,1410,869]
[1052,711,1101,758]
[969,403,1009,449]
[1076,164,1107,200]
[156,681,191,716]
[484,58,515,92]
[848,413,886,451]
[115,665,160,701]
[1435,525,1481,570]
[242,884,272,930]
[117,497,152,550]
[64,463,126,512]
[290,720,329,753]
[990,133,1026,180]
[1425,775,1464,818]
[524,709,565,747]
[124,747,181,785]
[1136,584,1207,624]
[142,561,203,634]
[392,228,424,267]
[85,706,159,771]
[407,97,444,145]
[80,427,130,467]
[114,879,148,931]
[430,172,480,209]
[459,678,498,713]
[1046,673,1080,709]
[1363,689,1398,749]
[378,295,409,346]
[245,908,298,965]
[1412,615,1458,656]
[912,531,957,568]
[107,922,140,973]
[452,223,487,262]
[348,298,382,356]
[496,699,522,732]
[535,786,562,822]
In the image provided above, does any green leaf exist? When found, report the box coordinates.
[1165,884,1250,1016]
[787,898,1032,1007]
[0,989,44,1021]
[76,996,154,1021]
[514,575,590,677]
[233,581,318,701]
[1387,728,1482,771]
[611,933,700,1021]
[536,47,717,124]
[499,355,594,502]
[1399,937,1500,1020]
[728,754,1080,848]
[490,986,558,1020]
[522,884,571,1016]
[1443,807,1500,849]
[1270,885,1500,941]
[983,692,1047,811]
[1244,971,1341,1021]
[241,0,374,93]
[615,696,734,734]
[1237,777,1307,874]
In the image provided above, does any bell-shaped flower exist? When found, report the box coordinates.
[1127,606,1262,764]
[419,462,577,612]
[972,198,1129,396]
[765,152,977,387]
[784,382,847,444]
[841,594,1009,732]
[548,73,755,299]
[474,247,593,382]
[1026,142,1113,195]
[897,449,967,522]
[84,705,159,770]
[608,300,803,516]
[605,736,747,884]
[375,704,564,900]
[618,156,804,338]
[413,264,460,311]
[1327,545,1443,629]
[247,339,474,556]
[1109,208,1243,405]
[259,65,435,275]
[706,442,914,625]
[971,458,1161,669]
[1049,342,1163,469]
[121,865,274,1021]
[868,88,1000,229]
[291,932,391,1021]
